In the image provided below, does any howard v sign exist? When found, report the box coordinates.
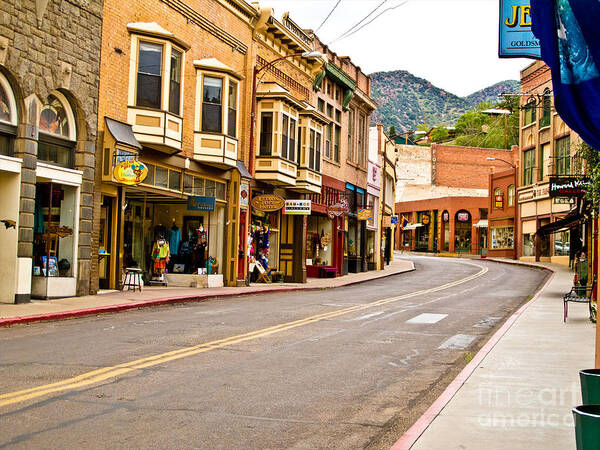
[548,177,591,198]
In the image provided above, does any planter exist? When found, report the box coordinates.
[580,369,600,404]
[573,405,600,450]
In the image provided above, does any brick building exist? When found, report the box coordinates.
[517,60,585,265]
[488,167,517,259]
[395,143,517,255]
[95,0,262,289]
[0,0,102,302]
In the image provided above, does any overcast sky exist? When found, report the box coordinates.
[262,0,532,97]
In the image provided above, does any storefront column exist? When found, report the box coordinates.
[428,209,434,252]
[449,213,456,253]
[12,122,38,303]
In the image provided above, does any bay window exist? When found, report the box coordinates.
[202,76,223,133]
[136,42,163,110]
[228,81,237,138]
[260,112,273,156]
[169,49,182,115]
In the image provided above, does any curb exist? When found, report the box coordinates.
[390,261,556,450]
[0,262,415,327]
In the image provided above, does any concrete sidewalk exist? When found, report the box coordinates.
[393,261,595,450]
[0,256,414,326]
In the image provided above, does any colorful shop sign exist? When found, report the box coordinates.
[284,200,311,215]
[457,211,471,222]
[495,194,504,209]
[498,0,541,59]
[113,160,148,185]
[327,201,349,219]
[357,209,372,221]
[240,183,249,208]
[549,177,590,198]
[187,196,215,211]
[390,215,399,225]
[251,194,285,212]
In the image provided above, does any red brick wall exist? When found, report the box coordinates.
[432,144,518,189]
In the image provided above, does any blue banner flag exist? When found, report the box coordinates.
[531,0,600,150]
[499,0,541,58]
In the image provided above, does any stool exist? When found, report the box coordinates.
[122,267,143,292]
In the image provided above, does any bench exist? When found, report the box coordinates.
[564,276,596,322]
[319,266,337,278]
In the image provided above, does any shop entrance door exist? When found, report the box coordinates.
[238,210,247,281]
[280,214,295,281]
[99,196,115,289]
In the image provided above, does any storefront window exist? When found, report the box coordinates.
[33,183,77,278]
[490,227,514,249]
[155,166,168,188]
[523,233,535,257]
[307,216,333,266]
[554,230,570,256]
[455,210,472,252]
[249,212,279,280]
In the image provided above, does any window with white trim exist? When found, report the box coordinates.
[0,71,17,156]
[38,92,76,168]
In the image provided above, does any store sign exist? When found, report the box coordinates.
[457,211,471,222]
[252,194,284,212]
[240,183,249,208]
[368,162,381,188]
[284,200,311,215]
[383,216,392,227]
[357,209,372,221]
[549,177,590,198]
[495,194,504,209]
[498,0,541,59]
[113,160,148,185]
[391,215,399,225]
[187,196,215,211]
[442,210,450,222]
[553,197,575,205]
[327,201,349,219]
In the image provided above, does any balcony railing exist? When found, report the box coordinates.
[127,106,182,154]
[193,132,238,169]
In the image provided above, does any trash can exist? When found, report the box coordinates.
[580,369,600,404]
[573,405,600,450]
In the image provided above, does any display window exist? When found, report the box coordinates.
[554,230,570,256]
[248,211,280,281]
[490,227,514,249]
[33,182,77,278]
[306,215,333,267]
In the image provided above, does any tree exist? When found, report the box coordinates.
[388,125,397,138]
[430,127,450,143]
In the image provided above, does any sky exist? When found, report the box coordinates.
[261,0,532,97]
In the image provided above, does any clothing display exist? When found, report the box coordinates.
[169,225,181,255]
[151,239,170,276]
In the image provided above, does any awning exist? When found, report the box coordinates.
[403,223,423,230]
[475,220,488,228]
[536,209,582,235]
[105,117,142,150]
[236,160,252,179]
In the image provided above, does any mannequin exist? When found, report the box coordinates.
[151,237,170,280]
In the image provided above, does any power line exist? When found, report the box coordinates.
[333,0,408,44]
[315,0,343,34]
[327,0,389,45]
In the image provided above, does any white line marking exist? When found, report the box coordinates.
[438,334,476,350]
[406,313,448,324]
[347,311,386,322]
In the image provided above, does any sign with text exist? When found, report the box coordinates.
[457,211,471,222]
[113,160,148,185]
[391,215,399,225]
[357,209,372,221]
[498,0,541,59]
[251,194,285,212]
[549,177,590,198]
[284,200,311,215]
[327,201,349,219]
[495,194,504,209]
[187,196,215,211]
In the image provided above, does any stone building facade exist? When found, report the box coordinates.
[0,0,102,302]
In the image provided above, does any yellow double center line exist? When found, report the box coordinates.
[1,263,487,409]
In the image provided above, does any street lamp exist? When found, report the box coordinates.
[487,156,519,260]
[248,51,326,176]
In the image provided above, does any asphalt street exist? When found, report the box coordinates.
[0,256,549,449]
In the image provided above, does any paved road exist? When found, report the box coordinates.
[0,257,548,449]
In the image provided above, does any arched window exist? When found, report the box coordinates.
[540,88,551,128]
[38,92,76,168]
[0,71,17,156]
[508,185,515,206]
[524,97,536,125]
[494,187,501,197]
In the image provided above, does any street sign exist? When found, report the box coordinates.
[391,215,399,225]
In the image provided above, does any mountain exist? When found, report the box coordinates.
[369,70,519,132]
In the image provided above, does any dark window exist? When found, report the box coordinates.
[227,81,237,137]
[193,177,204,195]
[155,166,168,188]
[289,118,297,163]
[523,149,535,185]
[555,136,571,175]
[0,132,14,157]
[38,135,74,168]
[202,76,222,133]
[315,131,321,172]
[348,109,355,162]
[259,112,273,156]
[327,104,333,118]
[183,174,193,194]
[168,49,182,115]
[309,130,316,170]
[136,42,163,109]
[296,125,301,165]
[144,164,155,185]
[524,98,536,126]
[318,98,324,112]
[325,123,332,159]
[282,114,288,160]
[168,170,181,191]
[334,125,340,163]
[540,89,551,128]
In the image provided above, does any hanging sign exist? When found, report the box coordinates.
[251,194,284,212]
[495,194,504,209]
[498,0,541,59]
[383,216,392,227]
[284,200,311,215]
[442,210,450,222]
[390,215,399,225]
[188,196,215,211]
[327,202,350,219]
[549,177,590,198]
[240,183,249,208]
[357,209,372,221]
[113,160,148,185]
[457,211,471,222]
